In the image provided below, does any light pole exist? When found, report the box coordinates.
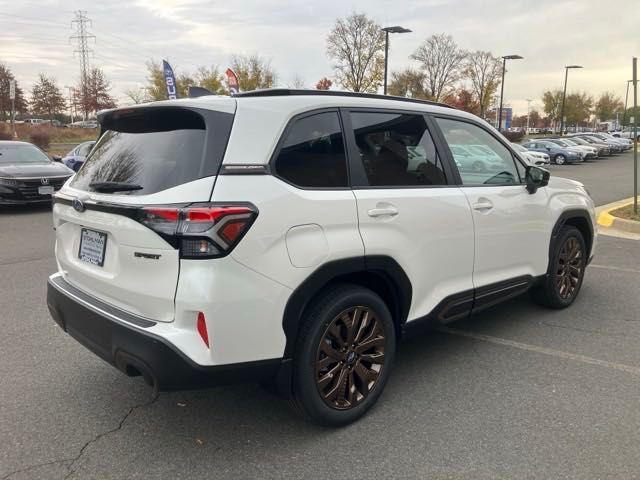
[526,99,532,133]
[382,26,411,95]
[623,79,633,127]
[559,65,583,136]
[497,54,523,131]
[64,86,74,124]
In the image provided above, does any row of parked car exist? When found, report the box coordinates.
[518,132,633,165]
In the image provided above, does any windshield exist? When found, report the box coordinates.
[0,144,51,164]
[511,143,526,152]
[571,137,587,145]
[563,139,578,146]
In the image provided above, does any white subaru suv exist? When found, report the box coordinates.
[47,90,596,426]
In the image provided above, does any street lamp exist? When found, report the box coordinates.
[623,79,634,127]
[559,65,583,136]
[497,54,523,131]
[382,26,412,95]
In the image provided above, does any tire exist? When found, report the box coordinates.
[554,154,566,165]
[290,284,396,427]
[531,226,587,309]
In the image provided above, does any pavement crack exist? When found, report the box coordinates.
[539,320,633,338]
[2,459,73,480]
[62,392,159,480]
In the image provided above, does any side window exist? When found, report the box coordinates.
[274,111,348,188]
[436,118,521,186]
[350,112,447,187]
[77,143,92,157]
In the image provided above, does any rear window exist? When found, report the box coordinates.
[70,108,233,195]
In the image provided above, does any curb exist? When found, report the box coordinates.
[597,198,640,233]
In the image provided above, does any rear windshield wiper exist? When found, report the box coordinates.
[89,181,143,192]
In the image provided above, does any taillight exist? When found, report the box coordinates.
[137,203,257,259]
[197,312,210,348]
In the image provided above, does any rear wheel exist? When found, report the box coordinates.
[531,226,586,309]
[554,154,566,165]
[290,285,395,426]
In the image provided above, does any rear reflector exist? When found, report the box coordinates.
[197,312,209,348]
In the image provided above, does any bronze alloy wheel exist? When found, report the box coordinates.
[555,236,583,299]
[315,306,386,410]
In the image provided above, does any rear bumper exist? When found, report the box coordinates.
[46,275,283,391]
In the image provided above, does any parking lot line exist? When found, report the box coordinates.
[439,327,640,376]
[589,264,640,275]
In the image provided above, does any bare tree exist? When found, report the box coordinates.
[326,13,385,93]
[230,54,276,91]
[124,87,150,105]
[288,74,306,89]
[463,51,502,117]
[410,34,466,102]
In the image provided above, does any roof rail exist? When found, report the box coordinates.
[233,88,454,109]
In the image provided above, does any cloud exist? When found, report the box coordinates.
[0,0,637,110]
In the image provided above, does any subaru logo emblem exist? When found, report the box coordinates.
[72,198,85,213]
[40,178,50,185]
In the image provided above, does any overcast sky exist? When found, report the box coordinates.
[1,0,638,115]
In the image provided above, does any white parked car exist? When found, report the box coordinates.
[511,142,550,165]
[612,129,640,141]
[46,90,597,426]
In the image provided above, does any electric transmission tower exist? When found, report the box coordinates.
[70,11,95,120]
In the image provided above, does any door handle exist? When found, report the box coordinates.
[367,206,399,217]
[472,201,493,212]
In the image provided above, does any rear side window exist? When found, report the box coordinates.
[274,111,348,188]
[71,108,233,195]
[350,112,447,187]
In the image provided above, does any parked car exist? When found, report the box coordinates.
[591,132,633,149]
[570,134,618,154]
[572,134,624,153]
[0,141,73,205]
[62,141,95,172]
[46,89,596,426]
[569,136,611,156]
[23,118,48,126]
[67,120,98,129]
[522,140,582,165]
[449,144,504,172]
[511,142,550,166]
[612,129,640,141]
[546,138,597,160]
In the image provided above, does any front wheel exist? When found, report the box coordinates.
[554,154,566,165]
[531,226,586,309]
[290,285,396,426]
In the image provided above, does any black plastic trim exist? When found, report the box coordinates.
[549,209,594,264]
[233,88,454,109]
[281,256,412,359]
[402,275,535,337]
[47,277,282,390]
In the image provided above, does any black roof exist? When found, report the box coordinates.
[232,89,454,109]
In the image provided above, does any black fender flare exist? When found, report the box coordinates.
[280,255,412,360]
[548,208,594,267]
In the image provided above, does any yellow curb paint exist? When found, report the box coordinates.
[597,210,616,227]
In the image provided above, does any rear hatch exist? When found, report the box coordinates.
[53,102,235,322]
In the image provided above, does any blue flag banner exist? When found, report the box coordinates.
[162,60,178,100]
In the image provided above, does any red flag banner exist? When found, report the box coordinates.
[225,68,239,95]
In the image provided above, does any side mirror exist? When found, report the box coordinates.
[525,165,550,194]
[52,155,62,162]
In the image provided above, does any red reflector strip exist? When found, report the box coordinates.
[186,206,253,222]
[197,312,209,348]
[219,219,248,244]
[144,208,180,221]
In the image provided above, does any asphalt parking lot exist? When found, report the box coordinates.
[1,151,639,479]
